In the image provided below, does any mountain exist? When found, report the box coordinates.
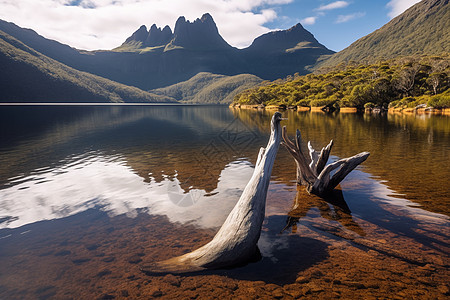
[151,72,263,104]
[117,13,232,51]
[242,23,334,78]
[0,30,175,103]
[246,23,328,54]
[319,0,449,68]
[170,13,233,50]
[114,14,334,87]
[0,19,83,66]
[0,14,334,91]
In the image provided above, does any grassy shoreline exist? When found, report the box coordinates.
[229,104,450,115]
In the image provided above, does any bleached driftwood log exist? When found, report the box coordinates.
[282,127,369,196]
[141,112,283,274]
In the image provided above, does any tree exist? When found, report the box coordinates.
[393,63,421,96]
[426,73,445,95]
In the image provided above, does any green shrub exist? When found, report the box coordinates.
[337,100,347,108]
[297,99,310,107]
[364,102,376,109]
[310,99,335,107]
[388,100,400,108]
[232,55,450,107]
[427,92,450,108]
[406,96,428,108]
[401,96,415,103]
[399,96,416,107]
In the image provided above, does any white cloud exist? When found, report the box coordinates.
[386,0,421,18]
[0,0,294,50]
[301,16,317,25]
[335,12,366,23]
[317,1,349,11]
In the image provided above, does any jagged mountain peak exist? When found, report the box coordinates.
[146,24,172,47]
[174,13,214,26]
[124,25,148,44]
[121,13,232,50]
[199,12,215,24]
[171,13,232,50]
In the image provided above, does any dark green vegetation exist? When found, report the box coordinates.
[0,30,174,103]
[0,0,448,104]
[233,0,450,109]
[318,0,449,69]
[233,55,450,109]
[151,72,263,104]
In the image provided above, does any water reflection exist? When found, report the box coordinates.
[0,152,254,229]
[232,108,450,216]
[282,187,365,236]
[0,105,449,299]
[0,105,265,194]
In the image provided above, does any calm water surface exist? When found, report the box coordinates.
[0,105,448,299]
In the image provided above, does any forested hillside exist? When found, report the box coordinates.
[318,0,449,68]
[233,55,450,109]
[151,72,262,104]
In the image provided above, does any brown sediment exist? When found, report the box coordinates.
[339,107,358,113]
[0,106,448,299]
[388,107,450,115]
[402,107,415,113]
[310,106,326,112]
[230,105,450,116]
[297,106,311,111]
[265,105,281,110]
[0,182,448,299]
[239,104,259,109]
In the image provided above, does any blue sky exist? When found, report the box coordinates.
[0,0,421,51]
[265,0,416,51]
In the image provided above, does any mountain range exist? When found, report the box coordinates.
[0,30,173,103]
[0,0,448,103]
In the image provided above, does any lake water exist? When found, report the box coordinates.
[0,105,449,299]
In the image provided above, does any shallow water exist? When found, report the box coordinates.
[0,105,448,299]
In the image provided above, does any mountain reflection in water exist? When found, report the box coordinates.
[0,152,253,229]
[0,105,448,299]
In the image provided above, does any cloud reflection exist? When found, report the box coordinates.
[0,152,254,229]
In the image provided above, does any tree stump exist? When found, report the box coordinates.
[281,126,369,196]
[141,112,283,274]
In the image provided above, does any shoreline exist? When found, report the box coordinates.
[0,102,228,107]
[230,104,450,115]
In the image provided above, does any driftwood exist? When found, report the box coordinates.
[282,127,369,196]
[141,112,283,274]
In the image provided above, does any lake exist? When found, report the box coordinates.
[0,105,449,299]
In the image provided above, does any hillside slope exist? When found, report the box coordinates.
[151,72,263,104]
[233,55,449,109]
[319,0,449,68]
[0,30,175,103]
[0,14,333,90]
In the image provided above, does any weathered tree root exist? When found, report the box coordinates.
[281,126,369,196]
[140,112,283,274]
